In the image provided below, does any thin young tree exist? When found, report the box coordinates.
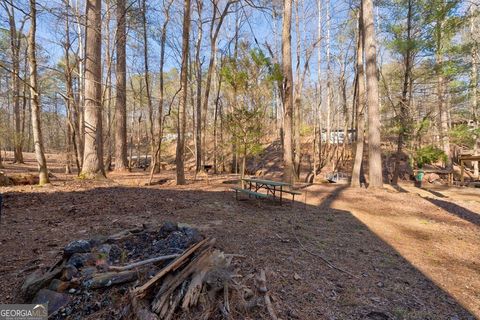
[81,0,105,178]
[392,0,415,185]
[362,0,383,187]
[282,0,294,184]
[175,0,192,185]
[153,0,174,173]
[198,0,238,172]
[141,0,156,171]
[27,0,49,185]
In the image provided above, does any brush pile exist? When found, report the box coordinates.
[20,222,278,319]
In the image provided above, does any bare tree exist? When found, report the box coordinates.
[392,0,414,185]
[27,0,49,185]
[176,0,192,185]
[81,0,105,178]
[194,0,203,172]
[62,0,81,173]
[1,1,26,163]
[141,0,156,171]
[152,0,174,174]
[293,0,301,179]
[114,0,129,171]
[197,0,237,172]
[282,0,294,184]
[351,8,365,188]
[313,0,322,178]
[362,0,383,188]
[471,2,479,178]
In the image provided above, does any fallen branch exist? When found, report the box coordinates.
[265,293,278,320]
[291,227,359,279]
[109,254,180,271]
[258,269,279,320]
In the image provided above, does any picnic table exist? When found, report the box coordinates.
[231,178,301,204]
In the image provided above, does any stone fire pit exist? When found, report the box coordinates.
[20,222,276,320]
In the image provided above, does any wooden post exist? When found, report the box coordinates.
[460,160,464,185]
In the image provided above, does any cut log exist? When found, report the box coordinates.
[151,244,214,313]
[131,295,160,320]
[265,293,279,320]
[180,267,208,310]
[163,282,187,320]
[83,270,138,289]
[257,269,267,294]
[133,238,211,297]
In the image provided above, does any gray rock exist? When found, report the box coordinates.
[158,221,178,238]
[80,266,97,278]
[107,244,122,263]
[64,240,92,256]
[32,289,71,315]
[61,265,78,281]
[21,265,64,300]
[182,227,203,246]
[97,244,111,255]
[67,253,95,269]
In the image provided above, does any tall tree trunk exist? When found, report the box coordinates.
[104,0,113,171]
[362,0,383,187]
[470,3,479,178]
[230,11,240,174]
[27,0,49,185]
[114,0,128,171]
[293,0,302,179]
[81,0,105,178]
[194,0,203,172]
[74,1,85,167]
[314,0,322,177]
[142,0,155,172]
[198,0,235,171]
[435,20,451,168]
[325,0,331,153]
[175,0,191,185]
[282,0,294,184]
[213,59,222,174]
[153,0,173,174]
[392,0,413,185]
[6,5,24,163]
[351,10,366,188]
[63,0,81,173]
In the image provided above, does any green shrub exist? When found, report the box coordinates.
[449,124,475,147]
[414,145,447,168]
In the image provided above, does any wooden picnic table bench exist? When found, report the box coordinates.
[233,178,302,204]
[231,186,273,200]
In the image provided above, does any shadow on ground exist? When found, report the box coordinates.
[423,197,480,227]
[0,183,476,319]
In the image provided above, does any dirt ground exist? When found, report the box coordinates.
[0,153,479,319]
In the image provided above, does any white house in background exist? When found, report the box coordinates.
[321,129,355,144]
